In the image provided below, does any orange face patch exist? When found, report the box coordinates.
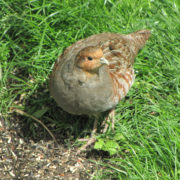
[78,57,100,71]
[76,46,104,72]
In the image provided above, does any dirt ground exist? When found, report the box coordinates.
[0,114,111,180]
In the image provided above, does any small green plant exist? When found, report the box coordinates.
[94,133,126,155]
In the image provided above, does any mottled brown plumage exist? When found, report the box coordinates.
[50,30,151,153]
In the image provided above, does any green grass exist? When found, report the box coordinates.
[0,0,180,179]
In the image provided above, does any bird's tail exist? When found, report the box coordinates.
[127,30,151,56]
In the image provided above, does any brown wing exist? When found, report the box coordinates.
[101,30,150,101]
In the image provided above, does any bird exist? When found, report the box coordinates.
[49,30,151,153]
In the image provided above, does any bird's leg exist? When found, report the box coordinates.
[77,110,115,154]
[77,116,99,154]
[91,115,98,136]
[101,109,115,133]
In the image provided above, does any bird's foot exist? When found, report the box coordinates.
[77,137,96,154]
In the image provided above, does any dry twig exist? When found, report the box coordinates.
[13,108,57,143]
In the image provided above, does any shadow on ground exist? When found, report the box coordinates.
[16,82,89,142]
[13,80,110,158]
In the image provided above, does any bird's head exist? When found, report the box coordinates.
[75,46,109,72]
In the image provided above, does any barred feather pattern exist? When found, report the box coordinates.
[101,38,135,101]
[109,69,135,101]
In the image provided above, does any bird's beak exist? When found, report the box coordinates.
[100,57,109,65]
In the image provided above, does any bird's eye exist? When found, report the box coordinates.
[109,46,113,50]
[87,56,93,61]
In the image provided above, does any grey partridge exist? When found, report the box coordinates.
[50,30,151,153]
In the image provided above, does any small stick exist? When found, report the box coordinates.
[13,108,57,143]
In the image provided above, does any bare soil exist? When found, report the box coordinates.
[0,115,110,180]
